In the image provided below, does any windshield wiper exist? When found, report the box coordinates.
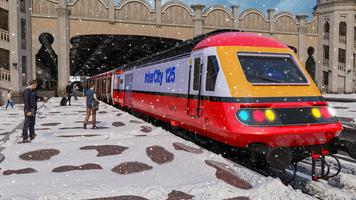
[255,75,283,83]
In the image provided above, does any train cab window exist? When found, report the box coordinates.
[193,58,201,90]
[206,56,220,91]
[237,53,308,84]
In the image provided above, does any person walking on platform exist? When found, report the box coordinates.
[22,80,40,143]
[84,83,98,129]
[5,90,13,109]
[66,81,72,106]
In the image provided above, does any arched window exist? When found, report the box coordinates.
[324,21,330,33]
[339,22,347,36]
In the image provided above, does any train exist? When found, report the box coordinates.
[84,30,356,180]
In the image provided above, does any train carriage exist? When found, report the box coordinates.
[84,30,356,179]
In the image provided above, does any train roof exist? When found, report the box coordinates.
[122,29,239,70]
[121,30,288,70]
[193,32,288,50]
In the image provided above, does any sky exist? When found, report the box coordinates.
[115,0,317,19]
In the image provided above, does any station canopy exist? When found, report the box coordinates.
[70,35,181,76]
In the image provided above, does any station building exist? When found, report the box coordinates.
[0,0,355,103]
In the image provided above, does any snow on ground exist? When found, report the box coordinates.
[323,94,356,100]
[0,104,25,144]
[0,98,311,200]
[323,94,356,129]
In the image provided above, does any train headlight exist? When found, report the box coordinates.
[265,109,276,122]
[252,110,265,123]
[311,108,321,119]
[237,110,250,122]
[320,107,332,119]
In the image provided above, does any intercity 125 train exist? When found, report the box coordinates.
[84,30,356,180]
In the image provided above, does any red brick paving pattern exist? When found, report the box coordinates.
[19,149,60,161]
[112,162,153,174]
[173,142,203,154]
[224,197,250,200]
[58,134,101,138]
[59,127,86,130]
[35,128,51,130]
[112,121,126,127]
[75,121,102,124]
[80,145,128,157]
[146,145,174,164]
[3,168,37,175]
[41,123,61,126]
[167,190,194,200]
[129,120,144,124]
[140,126,152,133]
[205,160,253,190]
[52,163,102,172]
[0,153,4,163]
[88,195,148,200]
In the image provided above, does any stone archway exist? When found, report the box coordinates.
[305,46,316,81]
[35,33,58,90]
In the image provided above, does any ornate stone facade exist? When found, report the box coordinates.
[26,0,355,92]
[315,0,356,93]
[0,0,32,103]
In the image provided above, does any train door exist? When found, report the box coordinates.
[124,73,133,107]
[187,54,204,118]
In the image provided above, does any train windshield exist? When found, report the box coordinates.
[237,53,308,84]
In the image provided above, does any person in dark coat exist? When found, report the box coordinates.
[66,81,72,106]
[22,80,40,143]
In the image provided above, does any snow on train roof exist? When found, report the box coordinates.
[193,32,288,51]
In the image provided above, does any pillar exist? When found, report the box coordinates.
[191,5,205,36]
[56,0,70,95]
[108,0,115,23]
[316,14,324,90]
[231,5,239,30]
[296,15,308,63]
[155,0,161,26]
[345,13,354,93]
[328,12,339,93]
[267,9,275,34]
[26,0,33,82]
[8,0,22,101]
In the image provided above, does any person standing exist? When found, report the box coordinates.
[22,80,39,143]
[83,83,98,129]
[73,83,79,101]
[5,90,13,109]
[66,81,72,106]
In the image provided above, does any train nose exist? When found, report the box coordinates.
[266,147,292,170]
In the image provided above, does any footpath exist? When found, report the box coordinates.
[0,98,311,199]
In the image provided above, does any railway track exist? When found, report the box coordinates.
[117,104,356,199]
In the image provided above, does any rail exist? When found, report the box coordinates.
[338,62,346,71]
[0,29,9,43]
[339,35,346,44]
[0,68,10,82]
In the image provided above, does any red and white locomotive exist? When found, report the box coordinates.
[85,30,356,178]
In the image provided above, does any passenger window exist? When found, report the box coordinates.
[206,56,220,91]
[193,58,201,91]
